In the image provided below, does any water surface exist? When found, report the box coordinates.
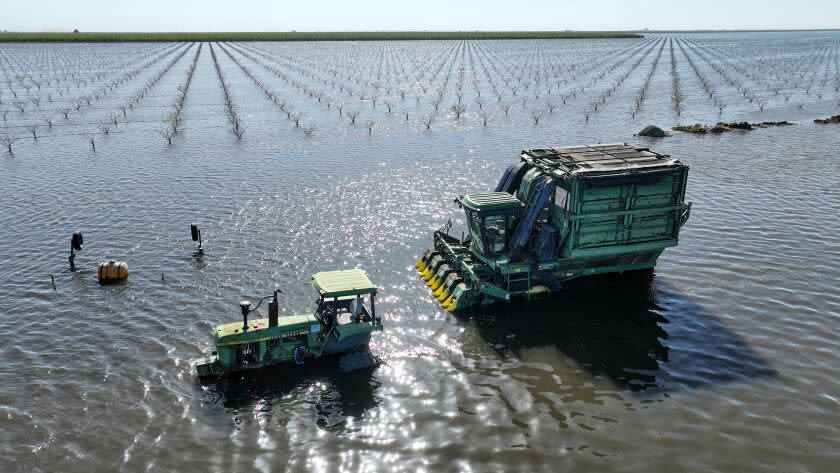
[1,32,839,472]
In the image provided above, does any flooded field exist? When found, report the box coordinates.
[1,31,839,472]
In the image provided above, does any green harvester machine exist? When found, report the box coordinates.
[194,268,382,378]
[417,143,691,312]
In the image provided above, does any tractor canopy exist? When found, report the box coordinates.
[311,268,377,299]
[312,269,381,332]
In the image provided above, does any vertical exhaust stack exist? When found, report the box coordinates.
[240,301,251,331]
[268,290,280,327]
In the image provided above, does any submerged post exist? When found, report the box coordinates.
[191,224,204,257]
[69,231,84,270]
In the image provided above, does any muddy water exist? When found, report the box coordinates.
[1,32,839,472]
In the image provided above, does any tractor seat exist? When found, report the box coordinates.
[348,297,370,321]
[336,312,356,325]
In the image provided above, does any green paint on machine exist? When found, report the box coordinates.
[417,143,691,312]
[194,269,382,378]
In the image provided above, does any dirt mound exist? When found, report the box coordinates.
[814,115,840,124]
[672,121,795,135]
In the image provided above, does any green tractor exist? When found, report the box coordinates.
[418,143,691,312]
[194,268,383,378]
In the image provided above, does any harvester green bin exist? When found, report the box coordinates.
[417,143,691,312]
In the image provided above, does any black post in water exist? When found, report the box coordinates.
[191,224,204,256]
[69,231,84,271]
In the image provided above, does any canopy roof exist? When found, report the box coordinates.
[521,143,680,175]
[311,268,377,298]
[461,192,524,212]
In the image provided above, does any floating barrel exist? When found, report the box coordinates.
[98,261,129,282]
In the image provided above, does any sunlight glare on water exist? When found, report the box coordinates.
[0,32,839,472]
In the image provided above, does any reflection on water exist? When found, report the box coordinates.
[204,360,381,423]
[462,271,775,394]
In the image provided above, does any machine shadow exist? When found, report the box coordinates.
[205,359,381,420]
[459,271,776,393]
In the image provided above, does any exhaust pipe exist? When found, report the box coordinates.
[240,301,251,330]
[268,290,279,327]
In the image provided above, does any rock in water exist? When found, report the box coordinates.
[638,125,666,137]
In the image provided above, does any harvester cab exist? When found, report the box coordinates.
[456,192,524,262]
[417,143,692,313]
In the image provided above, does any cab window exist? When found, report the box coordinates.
[483,215,507,253]
[554,187,569,210]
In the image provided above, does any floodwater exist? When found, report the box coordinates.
[1,32,839,472]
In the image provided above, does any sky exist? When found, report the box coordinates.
[3,0,839,32]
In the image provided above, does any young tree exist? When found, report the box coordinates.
[166,113,184,134]
[158,128,175,145]
[0,134,16,153]
[530,109,544,125]
[83,132,96,151]
[290,111,302,127]
[419,114,434,130]
[450,103,466,120]
[346,110,360,124]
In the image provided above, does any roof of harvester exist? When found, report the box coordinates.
[312,268,377,298]
[521,143,683,175]
[461,192,524,211]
